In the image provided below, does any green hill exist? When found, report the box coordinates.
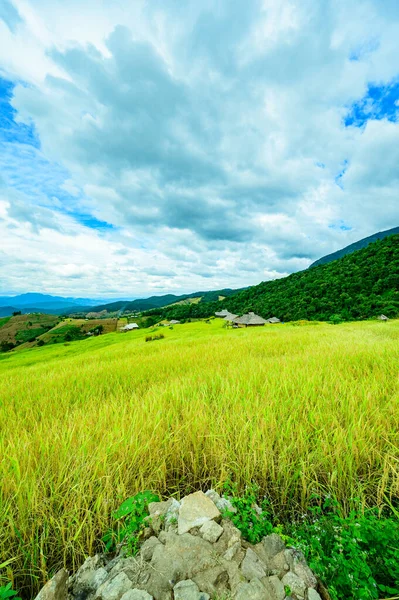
[65,288,243,316]
[152,234,399,322]
[0,313,59,351]
[310,226,399,268]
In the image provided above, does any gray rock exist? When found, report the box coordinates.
[95,572,133,600]
[70,556,106,595]
[120,590,153,600]
[140,536,162,561]
[148,499,172,517]
[173,579,210,600]
[192,562,243,598]
[281,572,307,599]
[223,541,242,562]
[268,550,290,577]
[307,589,323,600]
[178,492,220,535]
[144,532,214,598]
[165,498,181,527]
[106,558,141,585]
[34,569,68,600]
[204,490,237,514]
[48,494,321,600]
[262,534,286,559]
[241,548,267,580]
[93,568,109,589]
[235,578,273,600]
[217,520,242,562]
[293,558,317,589]
[266,575,285,600]
[199,520,223,543]
[148,498,180,529]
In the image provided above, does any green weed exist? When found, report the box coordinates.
[102,491,159,556]
[0,583,21,600]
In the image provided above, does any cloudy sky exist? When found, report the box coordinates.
[0,0,398,298]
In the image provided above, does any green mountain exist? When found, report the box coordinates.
[152,234,399,322]
[65,288,242,315]
[310,226,399,268]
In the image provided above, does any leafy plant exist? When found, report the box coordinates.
[286,497,399,600]
[102,491,159,555]
[222,483,274,544]
[0,583,21,600]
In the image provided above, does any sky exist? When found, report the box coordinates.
[0,0,398,298]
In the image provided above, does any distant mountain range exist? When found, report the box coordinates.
[64,288,243,316]
[0,293,99,317]
[310,226,399,268]
[1,227,398,318]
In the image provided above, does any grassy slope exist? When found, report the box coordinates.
[0,317,11,329]
[0,318,398,594]
[0,314,59,345]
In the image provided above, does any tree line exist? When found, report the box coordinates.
[146,234,399,323]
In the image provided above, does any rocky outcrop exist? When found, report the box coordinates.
[35,490,326,600]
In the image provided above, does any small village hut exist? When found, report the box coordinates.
[232,312,267,327]
[121,323,139,331]
[215,309,230,317]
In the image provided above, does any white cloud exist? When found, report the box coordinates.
[0,0,398,296]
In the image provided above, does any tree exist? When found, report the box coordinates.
[0,341,15,352]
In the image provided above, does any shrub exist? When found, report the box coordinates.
[37,340,45,347]
[102,491,159,555]
[287,498,399,600]
[222,483,275,544]
[329,314,343,325]
[0,341,15,352]
[221,488,399,600]
[145,334,165,342]
[0,583,21,600]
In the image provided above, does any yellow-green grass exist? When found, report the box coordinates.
[0,319,398,594]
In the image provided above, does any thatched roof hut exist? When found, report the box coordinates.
[377,314,389,321]
[215,309,230,317]
[267,317,281,324]
[169,319,180,325]
[121,323,139,331]
[223,312,238,322]
[232,312,267,327]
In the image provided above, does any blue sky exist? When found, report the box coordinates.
[0,0,398,297]
[345,80,399,127]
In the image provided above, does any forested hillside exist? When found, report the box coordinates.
[310,226,399,267]
[148,234,399,322]
[66,288,243,315]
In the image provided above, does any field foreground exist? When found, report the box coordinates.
[0,319,398,594]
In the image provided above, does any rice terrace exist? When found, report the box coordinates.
[1,312,399,599]
[1,1,399,599]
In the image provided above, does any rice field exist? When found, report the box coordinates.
[0,318,398,595]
